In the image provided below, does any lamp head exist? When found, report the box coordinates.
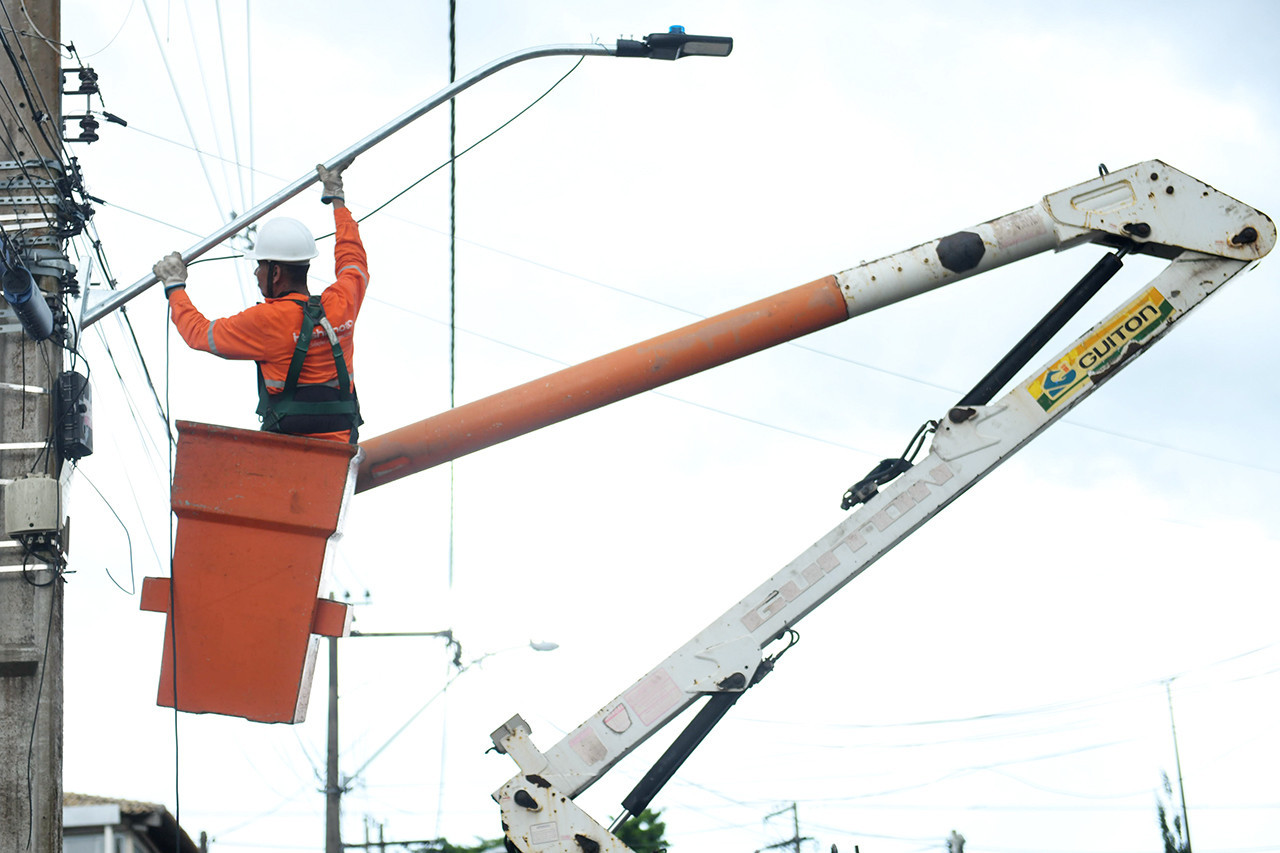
[616,26,733,60]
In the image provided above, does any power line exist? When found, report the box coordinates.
[13,1,66,56]
[244,0,255,206]
[77,0,138,58]
[139,0,227,220]
[93,196,205,237]
[72,466,138,595]
[213,0,248,215]
[179,0,238,215]
[738,642,1280,734]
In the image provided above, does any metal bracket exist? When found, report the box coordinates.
[23,247,75,280]
[0,160,64,179]
[0,195,62,207]
[81,286,114,322]
[0,306,26,335]
[11,235,59,247]
[0,214,54,228]
[0,177,56,191]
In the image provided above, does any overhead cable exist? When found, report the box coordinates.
[180,0,238,215]
[139,0,228,220]
[213,0,248,215]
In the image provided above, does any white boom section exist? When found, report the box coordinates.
[490,162,1273,853]
[832,160,1269,320]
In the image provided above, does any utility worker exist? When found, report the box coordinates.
[153,162,367,443]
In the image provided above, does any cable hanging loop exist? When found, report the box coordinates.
[840,419,938,511]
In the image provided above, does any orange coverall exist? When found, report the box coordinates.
[168,207,369,442]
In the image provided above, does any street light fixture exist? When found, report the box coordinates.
[617,26,734,60]
[81,26,734,328]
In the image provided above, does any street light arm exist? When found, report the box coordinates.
[83,30,727,328]
[84,28,733,326]
[82,42,609,327]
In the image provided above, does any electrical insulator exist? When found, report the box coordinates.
[76,114,99,143]
[61,66,99,95]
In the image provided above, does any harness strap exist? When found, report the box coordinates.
[256,295,362,443]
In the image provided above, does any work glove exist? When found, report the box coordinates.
[317,161,348,204]
[153,251,188,297]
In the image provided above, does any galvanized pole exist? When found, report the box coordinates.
[1165,680,1193,852]
[0,1,65,851]
[80,42,612,328]
[326,633,342,853]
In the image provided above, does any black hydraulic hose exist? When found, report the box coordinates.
[955,249,1126,409]
[618,690,743,822]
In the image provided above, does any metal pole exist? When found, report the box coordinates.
[325,633,341,853]
[1165,680,1193,852]
[324,628,460,849]
[81,42,613,328]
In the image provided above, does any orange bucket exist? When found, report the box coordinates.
[141,421,360,723]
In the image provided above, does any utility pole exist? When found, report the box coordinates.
[1165,679,1193,852]
[326,632,342,853]
[325,627,465,852]
[760,803,812,853]
[0,1,69,852]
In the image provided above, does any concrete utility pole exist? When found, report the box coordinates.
[0,0,67,850]
[324,628,464,852]
[760,803,812,853]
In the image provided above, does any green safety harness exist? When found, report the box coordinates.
[256,294,362,443]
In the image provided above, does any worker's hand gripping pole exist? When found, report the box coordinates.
[491,163,1272,853]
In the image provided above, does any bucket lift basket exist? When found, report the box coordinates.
[140,421,361,723]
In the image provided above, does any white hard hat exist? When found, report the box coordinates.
[242,217,319,263]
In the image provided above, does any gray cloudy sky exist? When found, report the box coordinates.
[57,2,1279,852]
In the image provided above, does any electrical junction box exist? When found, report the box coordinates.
[4,474,60,537]
[57,370,92,460]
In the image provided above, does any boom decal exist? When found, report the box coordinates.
[1029,287,1174,412]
